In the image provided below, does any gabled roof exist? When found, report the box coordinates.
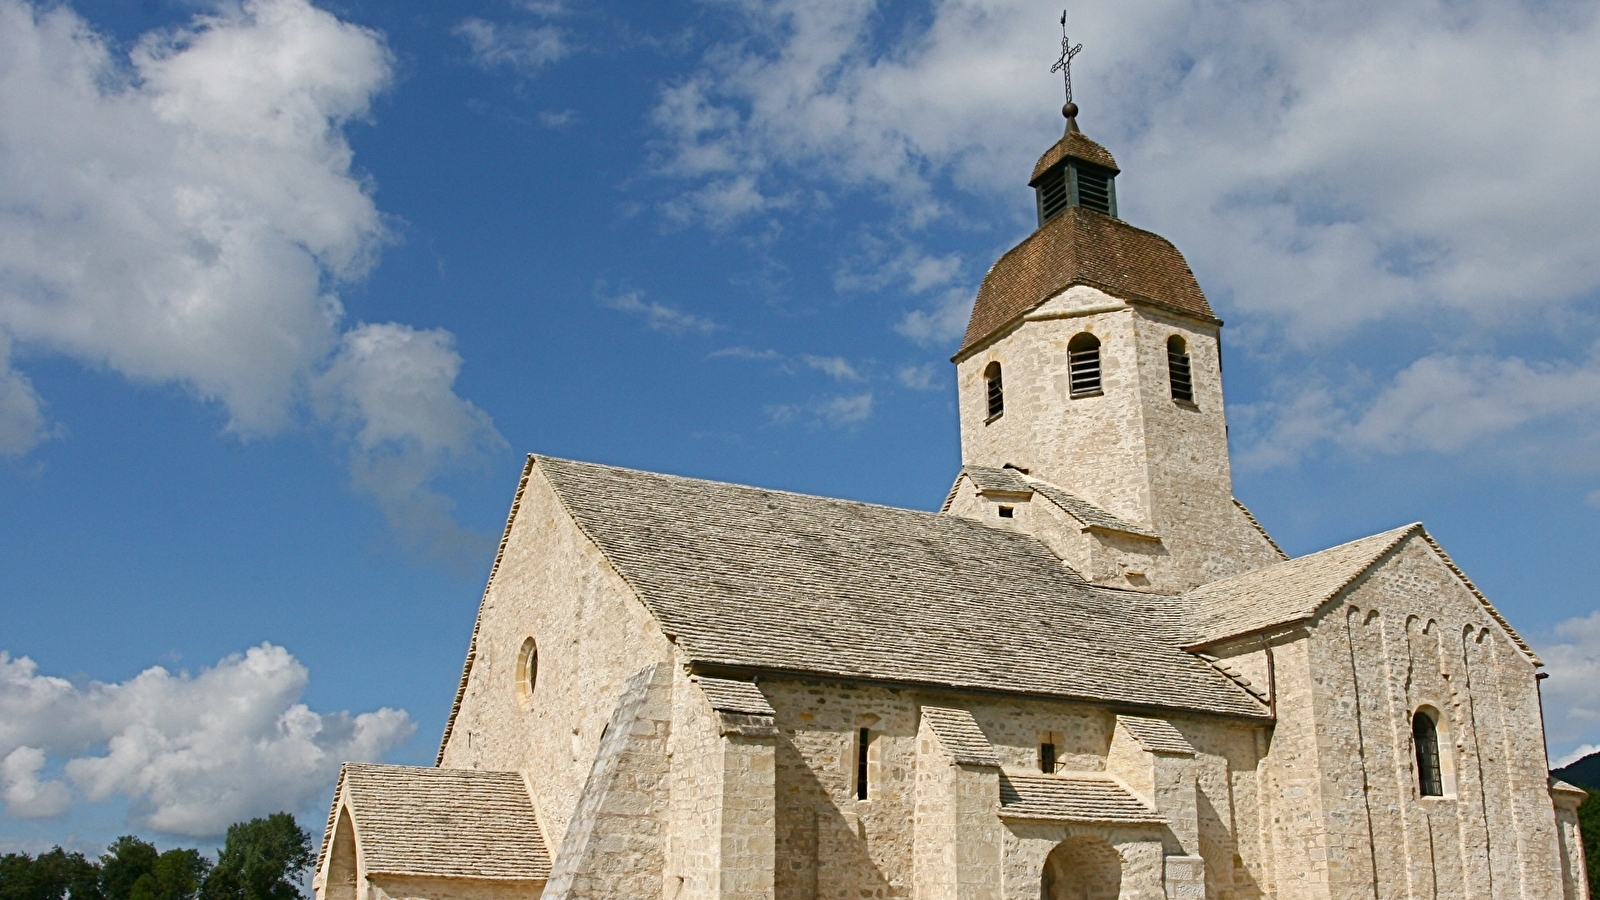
[322,764,551,882]
[999,774,1165,824]
[1182,524,1539,662]
[1116,715,1195,756]
[921,706,1002,767]
[957,206,1218,358]
[535,455,1267,719]
[944,466,1159,539]
[1031,130,1120,182]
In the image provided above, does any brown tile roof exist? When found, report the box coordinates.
[958,207,1218,357]
[921,706,1002,767]
[1116,715,1195,756]
[325,764,551,881]
[534,455,1267,719]
[999,773,1165,824]
[1031,130,1120,182]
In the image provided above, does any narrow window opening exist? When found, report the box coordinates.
[1167,335,1194,404]
[1039,742,1057,774]
[856,728,870,800]
[1036,166,1069,225]
[1071,162,1117,216]
[998,505,1015,519]
[984,362,1004,420]
[1413,711,1444,797]
[1068,333,1102,397]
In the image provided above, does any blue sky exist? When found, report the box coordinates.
[2,0,1598,853]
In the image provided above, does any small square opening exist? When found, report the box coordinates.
[998,505,1015,519]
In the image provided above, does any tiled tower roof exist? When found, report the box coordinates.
[958,206,1218,356]
[1030,129,1119,183]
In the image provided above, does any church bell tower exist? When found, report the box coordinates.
[947,101,1284,593]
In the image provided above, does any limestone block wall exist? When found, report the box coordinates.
[438,462,674,852]
[1552,782,1590,900]
[758,677,1266,900]
[912,710,1003,900]
[943,474,1177,590]
[953,285,1281,592]
[665,666,778,900]
[1221,535,1572,900]
[542,663,673,900]
[1002,822,1165,900]
[366,877,545,900]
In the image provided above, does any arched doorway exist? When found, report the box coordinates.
[1040,835,1122,900]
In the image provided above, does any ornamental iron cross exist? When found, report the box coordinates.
[1051,11,1083,105]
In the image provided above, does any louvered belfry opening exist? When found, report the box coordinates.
[984,362,1004,419]
[1073,162,1116,215]
[1036,166,1069,225]
[1034,160,1118,226]
[1167,335,1194,404]
[1068,333,1102,396]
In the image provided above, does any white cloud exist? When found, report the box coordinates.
[454,18,567,75]
[0,645,413,837]
[651,0,1600,465]
[602,289,720,334]
[765,391,872,428]
[1538,610,1600,765]
[2,747,71,819]
[1236,348,1600,469]
[0,0,502,559]
[799,354,861,381]
[1555,744,1599,770]
[0,333,48,455]
[896,362,939,391]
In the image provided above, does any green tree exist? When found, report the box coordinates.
[0,848,101,900]
[199,815,312,900]
[99,839,158,900]
[1580,787,1599,900]
[127,851,209,900]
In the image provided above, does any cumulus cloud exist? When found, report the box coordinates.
[1538,610,1600,766]
[896,362,939,391]
[0,0,502,560]
[800,355,861,381]
[1235,348,1600,469]
[454,18,567,75]
[651,0,1600,469]
[0,645,413,836]
[601,289,720,334]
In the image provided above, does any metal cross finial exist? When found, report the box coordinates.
[1051,11,1083,112]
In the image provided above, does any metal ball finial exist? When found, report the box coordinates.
[1062,102,1079,120]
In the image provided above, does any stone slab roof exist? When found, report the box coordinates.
[694,677,776,716]
[1181,524,1538,663]
[999,774,1166,824]
[326,764,550,881]
[944,467,1159,539]
[922,706,1001,767]
[536,456,1266,719]
[1116,716,1195,756]
[1182,525,1417,646]
[958,207,1218,357]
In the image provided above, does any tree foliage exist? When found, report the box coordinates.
[0,815,304,900]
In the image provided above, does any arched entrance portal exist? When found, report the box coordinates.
[1040,835,1122,900]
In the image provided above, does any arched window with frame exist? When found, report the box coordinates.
[1068,333,1102,397]
[1413,709,1444,797]
[984,362,1004,419]
[1167,335,1194,404]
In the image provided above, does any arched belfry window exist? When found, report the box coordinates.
[1068,333,1102,397]
[984,362,1004,420]
[1413,709,1444,797]
[1167,335,1194,404]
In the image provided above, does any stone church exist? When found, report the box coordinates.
[312,107,1591,900]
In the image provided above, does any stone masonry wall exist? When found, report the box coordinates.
[541,663,673,900]
[954,285,1281,593]
[759,677,1265,900]
[438,462,674,853]
[1225,534,1571,900]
